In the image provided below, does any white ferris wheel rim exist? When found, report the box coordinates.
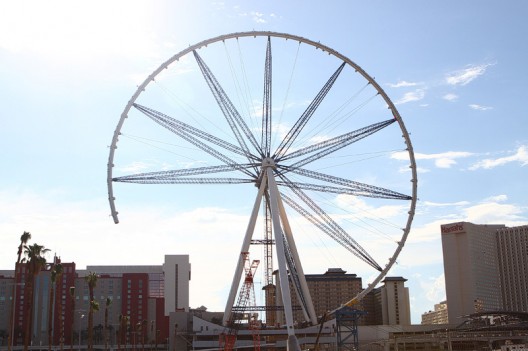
[107,30,418,307]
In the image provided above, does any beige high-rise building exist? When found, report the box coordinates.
[421,300,448,325]
[380,276,411,325]
[496,225,528,312]
[441,222,506,324]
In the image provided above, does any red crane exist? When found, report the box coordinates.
[220,252,260,351]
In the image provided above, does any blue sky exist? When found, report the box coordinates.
[1,1,527,324]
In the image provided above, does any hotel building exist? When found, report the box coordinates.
[441,222,528,325]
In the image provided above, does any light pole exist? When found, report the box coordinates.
[77,311,86,349]
[8,282,25,351]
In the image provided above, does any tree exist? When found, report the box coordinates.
[47,262,63,351]
[17,232,32,269]
[8,231,31,351]
[22,243,50,351]
[117,315,123,351]
[85,272,98,351]
[118,314,129,351]
[104,298,112,351]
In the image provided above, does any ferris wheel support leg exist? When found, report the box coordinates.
[276,193,318,325]
[222,174,268,325]
[266,168,298,339]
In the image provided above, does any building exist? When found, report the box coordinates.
[275,268,411,327]
[441,221,506,324]
[379,277,411,325]
[441,222,528,325]
[0,259,78,347]
[362,277,412,326]
[0,255,190,349]
[162,255,191,314]
[421,300,448,325]
[274,268,362,326]
[496,225,528,312]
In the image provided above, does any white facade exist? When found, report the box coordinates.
[441,222,505,324]
[163,255,191,314]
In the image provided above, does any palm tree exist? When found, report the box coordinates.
[22,243,50,351]
[117,315,123,351]
[118,314,129,351]
[17,232,32,268]
[8,231,31,351]
[104,298,112,351]
[85,272,98,351]
[47,262,63,351]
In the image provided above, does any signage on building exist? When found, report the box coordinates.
[441,222,465,234]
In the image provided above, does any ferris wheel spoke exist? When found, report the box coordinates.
[277,181,403,200]
[261,36,272,157]
[114,176,253,185]
[280,232,311,314]
[113,164,256,183]
[133,104,256,178]
[280,166,412,200]
[279,118,396,163]
[279,173,382,270]
[193,50,262,157]
[273,61,346,159]
[281,191,382,271]
[134,104,260,162]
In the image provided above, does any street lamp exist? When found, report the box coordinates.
[77,310,86,349]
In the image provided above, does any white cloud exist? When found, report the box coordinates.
[469,145,528,170]
[118,161,152,173]
[251,11,267,23]
[469,104,493,111]
[483,194,508,203]
[387,80,419,88]
[463,201,525,225]
[392,151,473,168]
[395,89,425,104]
[443,93,458,101]
[335,195,407,220]
[435,158,457,168]
[445,63,491,86]
[422,273,446,303]
[422,201,471,207]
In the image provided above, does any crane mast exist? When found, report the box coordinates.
[220,252,261,351]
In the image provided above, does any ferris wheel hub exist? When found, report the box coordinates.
[262,157,277,169]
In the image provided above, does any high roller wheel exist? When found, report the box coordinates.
[107,31,417,335]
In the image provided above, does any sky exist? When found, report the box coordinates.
[1,1,527,325]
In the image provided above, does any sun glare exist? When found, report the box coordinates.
[0,1,157,61]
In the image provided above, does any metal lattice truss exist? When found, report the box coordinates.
[108,32,418,345]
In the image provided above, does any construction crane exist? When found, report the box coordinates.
[220,252,260,351]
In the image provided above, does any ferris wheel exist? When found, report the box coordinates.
[107,31,417,345]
